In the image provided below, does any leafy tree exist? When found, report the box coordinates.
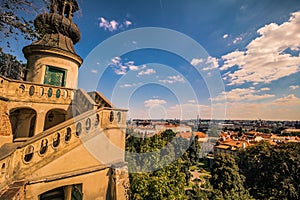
[238,141,300,200]
[0,0,47,47]
[210,153,252,200]
[0,48,25,80]
[161,129,176,142]
[126,130,189,199]
[0,1,48,79]
[186,135,202,166]
[130,159,187,200]
[187,181,212,200]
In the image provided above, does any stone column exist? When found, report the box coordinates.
[112,165,130,200]
[34,111,46,135]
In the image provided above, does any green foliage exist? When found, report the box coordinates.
[0,48,25,80]
[210,153,252,200]
[126,130,188,199]
[130,159,187,200]
[279,132,300,136]
[186,135,202,165]
[257,128,271,134]
[237,141,300,200]
[126,131,300,200]
[186,184,212,200]
[126,129,211,199]
[0,0,47,48]
[189,165,198,171]
[207,127,220,137]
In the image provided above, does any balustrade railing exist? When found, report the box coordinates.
[88,91,113,108]
[73,89,96,114]
[0,107,127,189]
[0,75,74,104]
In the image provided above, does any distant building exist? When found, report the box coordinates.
[214,130,299,156]
[214,140,252,155]
[281,129,300,134]
[156,124,192,133]
[194,132,208,143]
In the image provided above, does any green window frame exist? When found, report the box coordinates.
[44,66,67,87]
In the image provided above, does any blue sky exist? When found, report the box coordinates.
[6,0,300,120]
[76,0,300,120]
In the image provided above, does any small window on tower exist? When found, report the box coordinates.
[44,66,67,87]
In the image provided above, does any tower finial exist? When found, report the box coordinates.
[30,0,80,53]
[49,0,79,20]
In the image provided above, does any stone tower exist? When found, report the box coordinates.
[23,0,82,89]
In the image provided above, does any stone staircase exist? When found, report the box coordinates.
[0,75,127,198]
[0,106,127,193]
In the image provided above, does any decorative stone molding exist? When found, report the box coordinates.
[0,101,12,137]
[112,165,130,200]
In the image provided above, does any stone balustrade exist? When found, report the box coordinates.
[0,75,74,104]
[73,89,97,114]
[0,107,127,189]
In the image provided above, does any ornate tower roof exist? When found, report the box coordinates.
[22,0,82,89]
[29,0,81,53]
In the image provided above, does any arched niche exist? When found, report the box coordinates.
[44,109,67,131]
[39,183,82,200]
[9,108,37,141]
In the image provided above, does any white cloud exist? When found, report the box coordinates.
[188,100,197,104]
[128,65,139,71]
[90,69,98,74]
[259,87,270,91]
[289,85,299,90]
[114,68,127,75]
[99,17,132,32]
[218,94,300,120]
[120,82,142,88]
[220,51,246,71]
[141,65,147,69]
[99,17,117,32]
[203,56,219,71]
[159,75,185,84]
[240,5,247,11]
[110,20,118,31]
[125,20,132,27]
[130,94,300,120]
[221,11,300,86]
[233,36,242,44]
[223,34,229,39]
[190,58,204,66]
[111,56,121,65]
[211,87,275,102]
[273,94,299,104]
[109,57,140,75]
[190,57,219,71]
[144,99,167,108]
[138,68,156,76]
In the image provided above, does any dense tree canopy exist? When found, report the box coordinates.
[0,48,25,80]
[207,141,300,200]
[125,129,210,199]
[238,141,300,200]
[210,153,252,200]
